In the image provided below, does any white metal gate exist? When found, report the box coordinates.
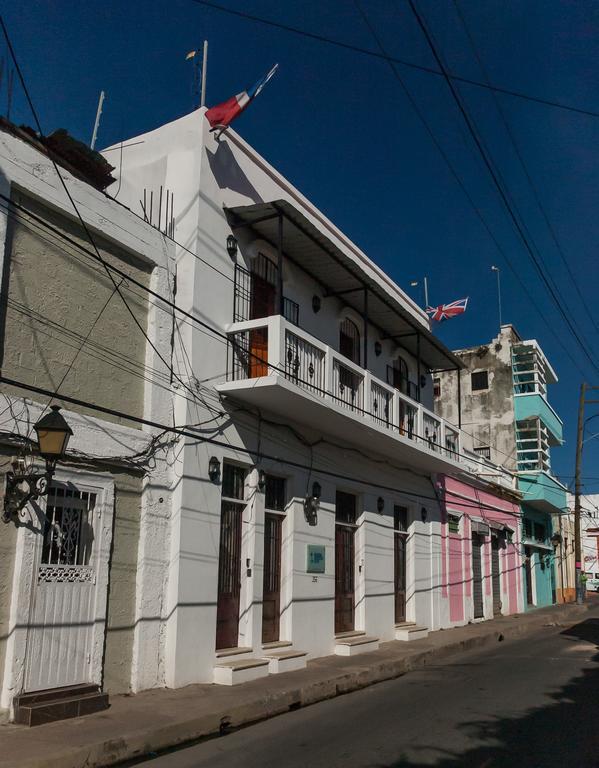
[24,483,102,692]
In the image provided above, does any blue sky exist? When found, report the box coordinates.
[3,1,599,488]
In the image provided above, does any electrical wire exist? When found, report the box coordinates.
[189,0,599,119]
[349,1,591,382]
[452,0,599,340]
[0,372,529,518]
[406,0,599,378]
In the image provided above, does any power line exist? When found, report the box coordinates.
[0,16,208,420]
[349,2,591,381]
[452,0,599,341]
[406,0,599,378]
[0,372,527,519]
[189,0,599,119]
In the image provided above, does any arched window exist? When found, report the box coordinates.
[339,317,361,365]
[389,356,409,395]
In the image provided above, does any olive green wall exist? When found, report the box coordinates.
[103,471,142,694]
[1,191,152,427]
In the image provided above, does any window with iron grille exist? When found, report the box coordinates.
[474,445,491,461]
[336,491,357,525]
[265,475,286,512]
[394,505,408,533]
[222,463,246,501]
[524,519,532,539]
[533,522,545,542]
[471,370,489,391]
[41,485,96,566]
[448,514,460,534]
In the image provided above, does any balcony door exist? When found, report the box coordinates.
[335,491,357,634]
[250,253,277,320]
[339,318,360,365]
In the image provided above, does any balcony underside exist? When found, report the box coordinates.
[217,374,463,474]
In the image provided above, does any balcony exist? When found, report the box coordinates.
[514,393,563,445]
[517,470,568,515]
[217,316,464,473]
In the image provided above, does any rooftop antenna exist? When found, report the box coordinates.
[186,41,208,109]
[90,90,105,151]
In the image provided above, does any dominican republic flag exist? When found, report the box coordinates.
[426,298,469,322]
[205,64,279,131]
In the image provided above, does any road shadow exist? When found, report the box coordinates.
[381,616,599,768]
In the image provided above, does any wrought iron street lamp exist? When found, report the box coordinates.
[3,406,73,522]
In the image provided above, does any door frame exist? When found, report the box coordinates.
[1,467,114,711]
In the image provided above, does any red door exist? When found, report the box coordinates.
[215,502,243,650]
[262,513,282,644]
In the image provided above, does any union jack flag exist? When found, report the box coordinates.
[425,298,469,322]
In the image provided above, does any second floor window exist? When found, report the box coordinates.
[339,317,361,365]
[388,356,409,396]
[471,370,489,391]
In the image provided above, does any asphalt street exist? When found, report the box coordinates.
[137,609,599,768]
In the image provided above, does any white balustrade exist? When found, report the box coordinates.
[225,316,462,463]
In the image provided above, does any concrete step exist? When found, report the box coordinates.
[213,658,270,686]
[261,650,308,674]
[215,646,253,659]
[14,690,109,727]
[395,623,429,641]
[334,634,379,656]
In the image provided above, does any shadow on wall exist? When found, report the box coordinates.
[379,613,599,768]
[205,141,263,204]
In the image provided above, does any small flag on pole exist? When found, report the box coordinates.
[425,298,469,322]
[205,64,279,132]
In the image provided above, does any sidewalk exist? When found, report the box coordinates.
[1,599,596,768]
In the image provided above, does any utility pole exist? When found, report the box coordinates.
[90,90,105,151]
[574,382,586,604]
[491,265,502,329]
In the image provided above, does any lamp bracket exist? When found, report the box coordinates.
[3,464,55,524]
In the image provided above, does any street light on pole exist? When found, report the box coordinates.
[410,277,429,308]
[491,266,502,329]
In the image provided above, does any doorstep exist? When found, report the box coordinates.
[334,634,379,656]
[395,623,429,642]
[212,658,270,686]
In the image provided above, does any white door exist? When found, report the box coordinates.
[24,481,106,692]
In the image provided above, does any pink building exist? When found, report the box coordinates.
[438,475,524,626]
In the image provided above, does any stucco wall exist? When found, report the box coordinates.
[0,455,16,714]
[1,191,152,427]
[435,326,518,469]
[103,470,142,694]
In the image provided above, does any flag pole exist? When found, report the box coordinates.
[491,265,502,328]
[90,90,105,150]
[200,40,208,108]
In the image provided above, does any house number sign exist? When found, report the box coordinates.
[307,544,326,574]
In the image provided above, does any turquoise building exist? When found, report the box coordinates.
[435,325,568,610]
[512,338,566,608]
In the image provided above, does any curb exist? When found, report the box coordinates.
[8,602,594,768]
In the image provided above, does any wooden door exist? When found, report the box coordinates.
[335,491,356,634]
[250,254,277,320]
[394,505,408,624]
[525,547,534,605]
[335,526,355,633]
[262,513,282,644]
[25,484,100,692]
[249,328,268,378]
[491,536,501,616]
[216,502,243,650]
[472,533,484,619]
